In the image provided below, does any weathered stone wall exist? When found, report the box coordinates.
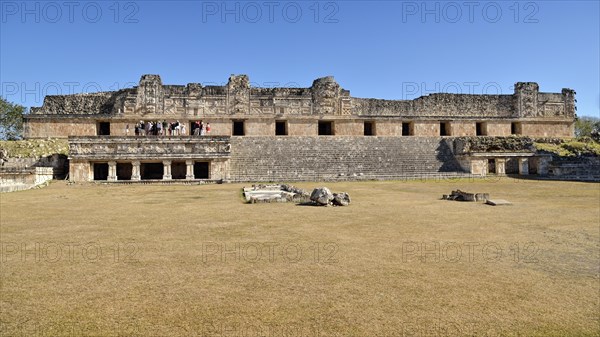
[413,121,440,137]
[30,91,130,115]
[450,122,475,137]
[69,160,91,182]
[24,118,97,138]
[352,94,515,118]
[484,122,512,136]
[521,122,573,137]
[333,120,363,136]
[546,157,600,181]
[373,120,403,136]
[229,136,465,182]
[287,119,316,136]
[25,74,576,139]
[68,136,231,161]
[24,116,574,139]
[245,120,274,136]
[0,167,53,192]
[210,159,230,180]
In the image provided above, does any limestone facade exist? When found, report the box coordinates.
[24,75,575,139]
[68,136,231,182]
[21,75,577,182]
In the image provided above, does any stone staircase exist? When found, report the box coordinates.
[546,157,600,181]
[229,136,467,182]
[1,155,68,179]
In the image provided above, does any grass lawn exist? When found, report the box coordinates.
[1,178,598,336]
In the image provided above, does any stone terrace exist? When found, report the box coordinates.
[229,137,466,182]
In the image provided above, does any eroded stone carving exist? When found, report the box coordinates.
[228,75,250,114]
[311,76,341,115]
[69,136,231,160]
[29,75,575,120]
[137,74,164,115]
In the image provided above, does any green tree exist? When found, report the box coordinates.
[574,116,600,139]
[0,96,25,140]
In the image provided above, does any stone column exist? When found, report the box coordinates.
[494,158,506,176]
[108,161,117,181]
[131,161,141,181]
[470,158,486,176]
[537,157,549,175]
[163,160,172,180]
[185,160,195,180]
[519,158,529,175]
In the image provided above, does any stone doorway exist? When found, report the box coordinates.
[172,161,187,180]
[93,163,108,180]
[97,122,110,136]
[194,162,209,179]
[487,159,496,174]
[117,163,132,180]
[141,163,164,180]
[318,121,334,136]
[506,158,519,174]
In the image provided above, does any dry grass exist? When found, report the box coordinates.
[1,178,598,336]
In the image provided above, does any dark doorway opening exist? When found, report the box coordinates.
[318,121,334,136]
[506,158,519,174]
[172,161,187,179]
[440,122,449,136]
[488,159,496,174]
[117,163,132,180]
[97,122,110,136]
[402,122,412,136]
[141,163,164,180]
[511,122,521,135]
[194,162,210,179]
[275,121,287,136]
[233,121,245,136]
[93,163,109,181]
[476,122,486,136]
[364,121,374,136]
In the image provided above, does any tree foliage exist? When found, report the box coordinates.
[0,96,25,140]
[574,116,600,141]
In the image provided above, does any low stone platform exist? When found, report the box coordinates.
[0,167,54,193]
[442,190,489,202]
[486,199,512,206]
[243,184,310,203]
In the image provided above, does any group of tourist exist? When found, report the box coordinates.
[191,120,211,136]
[126,120,211,136]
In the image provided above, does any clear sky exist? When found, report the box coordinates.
[1,0,598,117]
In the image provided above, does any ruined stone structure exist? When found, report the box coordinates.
[22,74,576,182]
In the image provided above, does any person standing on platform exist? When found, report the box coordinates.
[157,120,163,136]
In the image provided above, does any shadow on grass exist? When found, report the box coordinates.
[505,174,600,183]
[295,201,320,207]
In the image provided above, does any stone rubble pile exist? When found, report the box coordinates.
[310,187,351,206]
[442,190,489,202]
[243,184,350,206]
[243,184,310,204]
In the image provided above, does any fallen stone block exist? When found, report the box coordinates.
[443,189,489,202]
[332,192,351,206]
[485,199,512,206]
[310,187,333,206]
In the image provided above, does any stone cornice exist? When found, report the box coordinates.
[68,136,231,161]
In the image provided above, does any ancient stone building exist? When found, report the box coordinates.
[23,74,576,182]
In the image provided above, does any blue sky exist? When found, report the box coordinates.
[1,0,598,117]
